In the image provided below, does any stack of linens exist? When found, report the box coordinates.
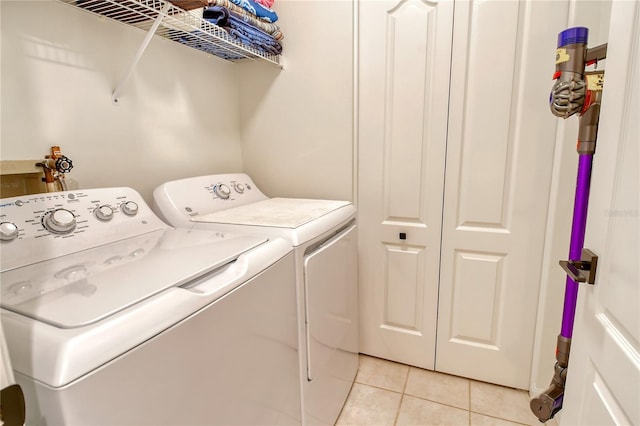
[203,0,283,57]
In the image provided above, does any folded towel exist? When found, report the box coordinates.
[204,6,282,55]
[254,0,274,9]
[208,0,283,40]
[226,0,278,23]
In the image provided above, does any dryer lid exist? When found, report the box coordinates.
[0,229,267,328]
[192,198,352,228]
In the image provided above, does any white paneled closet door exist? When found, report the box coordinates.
[359,0,566,388]
[435,0,565,389]
[358,0,454,369]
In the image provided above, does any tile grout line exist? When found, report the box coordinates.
[354,378,481,416]
[401,366,410,393]
[393,366,411,425]
[353,380,404,396]
[468,378,471,425]
[393,394,405,426]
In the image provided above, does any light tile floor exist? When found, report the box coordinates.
[336,355,559,426]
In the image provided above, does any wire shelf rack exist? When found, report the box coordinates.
[57,0,281,67]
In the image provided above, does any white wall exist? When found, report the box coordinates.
[1,0,244,204]
[239,1,355,202]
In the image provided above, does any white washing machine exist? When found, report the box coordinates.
[153,173,359,426]
[0,187,301,425]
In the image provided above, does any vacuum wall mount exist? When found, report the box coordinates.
[559,248,598,285]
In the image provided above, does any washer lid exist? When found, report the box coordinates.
[0,229,267,328]
[192,198,352,228]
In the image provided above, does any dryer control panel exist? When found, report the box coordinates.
[153,173,269,228]
[0,188,167,271]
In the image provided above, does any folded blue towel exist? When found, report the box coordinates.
[203,5,231,25]
[204,6,282,56]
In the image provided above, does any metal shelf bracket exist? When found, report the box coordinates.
[112,1,171,104]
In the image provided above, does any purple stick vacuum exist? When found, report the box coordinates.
[530,27,607,422]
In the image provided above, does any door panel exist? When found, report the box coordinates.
[385,1,439,220]
[383,243,425,331]
[454,1,519,229]
[562,2,639,423]
[358,0,454,369]
[436,0,564,389]
[450,250,505,348]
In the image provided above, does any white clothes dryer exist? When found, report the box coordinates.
[0,187,300,425]
[153,173,359,426]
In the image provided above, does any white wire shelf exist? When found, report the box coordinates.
[57,0,282,67]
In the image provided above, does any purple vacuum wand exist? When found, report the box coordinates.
[530,27,607,423]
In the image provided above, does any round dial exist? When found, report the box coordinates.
[42,209,77,234]
[95,205,115,221]
[121,201,139,216]
[233,183,245,194]
[0,222,19,241]
[214,184,231,199]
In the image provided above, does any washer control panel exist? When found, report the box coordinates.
[0,188,167,271]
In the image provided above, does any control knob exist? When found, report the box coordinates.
[214,184,231,199]
[95,205,115,221]
[0,222,19,241]
[121,201,139,216]
[42,209,77,234]
[233,182,245,194]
